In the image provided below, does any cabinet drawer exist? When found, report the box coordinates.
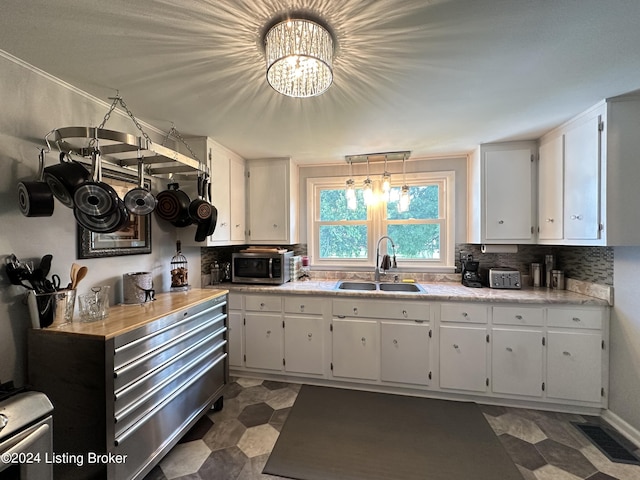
[284,296,325,315]
[333,299,429,321]
[547,308,603,330]
[493,306,543,326]
[244,294,282,312]
[440,303,488,324]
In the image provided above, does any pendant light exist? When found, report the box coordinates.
[345,160,357,210]
[363,158,374,205]
[398,158,410,212]
[381,155,391,202]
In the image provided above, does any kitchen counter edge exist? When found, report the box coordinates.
[207,281,609,306]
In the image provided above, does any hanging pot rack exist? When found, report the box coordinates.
[45,95,207,177]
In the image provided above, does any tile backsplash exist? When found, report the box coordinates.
[202,243,613,287]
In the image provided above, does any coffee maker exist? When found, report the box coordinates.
[460,252,482,288]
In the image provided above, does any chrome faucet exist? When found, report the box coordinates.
[375,235,398,281]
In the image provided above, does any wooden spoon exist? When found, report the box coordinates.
[69,263,88,290]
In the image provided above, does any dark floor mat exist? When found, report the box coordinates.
[573,423,640,465]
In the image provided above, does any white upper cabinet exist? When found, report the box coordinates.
[178,137,246,246]
[538,93,640,245]
[468,141,537,244]
[247,157,299,245]
[537,134,564,241]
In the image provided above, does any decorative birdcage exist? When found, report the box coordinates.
[170,241,189,290]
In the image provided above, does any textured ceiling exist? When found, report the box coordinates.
[1,0,640,164]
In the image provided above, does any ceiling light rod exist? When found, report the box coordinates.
[345,151,411,164]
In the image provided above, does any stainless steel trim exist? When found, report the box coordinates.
[114,316,226,378]
[268,258,273,278]
[114,353,227,446]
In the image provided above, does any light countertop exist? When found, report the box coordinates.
[207,281,609,306]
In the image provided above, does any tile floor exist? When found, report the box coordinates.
[144,378,640,480]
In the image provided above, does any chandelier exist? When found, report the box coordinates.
[264,18,334,98]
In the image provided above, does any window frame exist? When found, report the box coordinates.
[306,171,455,271]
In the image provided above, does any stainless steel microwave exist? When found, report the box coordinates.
[232,251,293,284]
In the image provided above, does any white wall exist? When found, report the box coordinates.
[610,247,640,431]
[0,53,201,386]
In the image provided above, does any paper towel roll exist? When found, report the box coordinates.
[481,244,518,254]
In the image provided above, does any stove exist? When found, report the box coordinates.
[0,381,53,480]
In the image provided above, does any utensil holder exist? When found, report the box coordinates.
[27,289,76,328]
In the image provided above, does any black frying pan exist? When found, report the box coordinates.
[43,151,90,208]
[73,149,120,218]
[124,158,156,216]
[17,149,54,217]
[155,183,191,223]
[189,175,213,223]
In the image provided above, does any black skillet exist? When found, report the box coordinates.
[73,149,120,218]
[17,149,54,217]
[43,151,90,208]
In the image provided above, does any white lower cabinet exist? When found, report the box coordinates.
[283,296,326,375]
[229,293,608,410]
[491,328,543,397]
[332,318,379,380]
[380,321,431,386]
[439,325,488,392]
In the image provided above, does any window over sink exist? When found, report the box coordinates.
[307,171,455,270]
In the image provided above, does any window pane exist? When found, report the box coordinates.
[387,185,439,220]
[319,225,368,258]
[388,224,440,259]
[320,189,367,221]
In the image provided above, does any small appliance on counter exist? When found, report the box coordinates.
[481,266,522,289]
[460,253,482,288]
[232,248,293,284]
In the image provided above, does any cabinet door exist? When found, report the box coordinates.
[491,329,543,397]
[284,315,324,375]
[228,310,243,367]
[380,321,430,386]
[484,148,534,241]
[244,313,283,371]
[229,158,246,242]
[209,147,231,242]
[564,114,602,240]
[538,135,564,240]
[546,331,602,403]
[332,318,379,380]
[439,325,487,392]
[248,161,288,242]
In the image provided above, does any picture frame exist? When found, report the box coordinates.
[77,168,152,258]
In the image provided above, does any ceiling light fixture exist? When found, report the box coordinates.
[345,160,357,210]
[381,155,391,201]
[264,18,334,98]
[399,157,410,213]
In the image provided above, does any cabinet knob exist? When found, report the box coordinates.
[563,351,571,356]
[235,224,241,228]
[572,317,581,322]
[546,218,554,223]
[453,344,459,349]
[402,310,408,318]
[273,224,278,228]
[266,330,271,336]
[393,339,398,345]
[570,214,584,220]
[515,315,523,320]
[353,307,358,315]
[461,312,468,318]
[300,304,305,311]
[361,337,366,344]
[506,347,513,352]
[220,222,228,226]
[308,333,313,340]
[260,302,265,309]
[498,220,504,224]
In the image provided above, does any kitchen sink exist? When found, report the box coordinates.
[335,280,425,293]
[336,281,378,291]
[378,282,424,292]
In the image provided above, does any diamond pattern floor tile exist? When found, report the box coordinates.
[144,378,640,480]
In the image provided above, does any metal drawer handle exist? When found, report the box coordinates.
[498,220,504,224]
